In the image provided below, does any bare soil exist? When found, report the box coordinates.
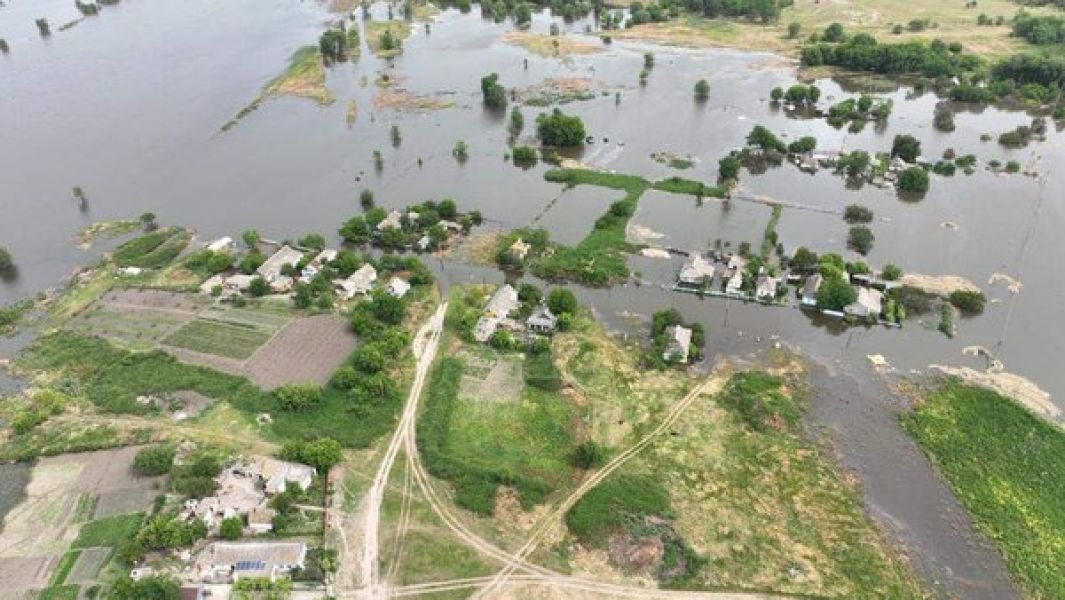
[242,314,357,389]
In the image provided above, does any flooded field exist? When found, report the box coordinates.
[2,0,1064,596]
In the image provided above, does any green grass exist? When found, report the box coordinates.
[546,168,651,253]
[72,513,143,549]
[652,176,726,198]
[417,355,577,514]
[718,371,801,432]
[901,381,1065,599]
[49,550,81,585]
[565,473,671,546]
[18,332,398,448]
[72,493,98,523]
[112,228,189,269]
[760,205,782,260]
[163,318,273,359]
[36,585,79,600]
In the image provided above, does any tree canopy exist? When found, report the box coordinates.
[536,109,586,146]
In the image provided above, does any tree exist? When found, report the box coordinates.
[508,107,524,137]
[891,134,921,163]
[843,204,874,223]
[847,226,875,255]
[339,216,370,244]
[371,290,406,324]
[452,140,469,162]
[547,287,578,315]
[837,150,871,178]
[898,166,930,193]
[360,189,375,209]
[274,383,323,412]
[791,247,819,271]
[281,438,343,472]
[134,445,176,476]
[746,125,785,153]
[219,517,243,540]
[816,276,857,311]
[824,22,845,42]
[298,233,326,250]
[518,283,542,305]
[881,264,903,280]
[787,136,817,154]
[718,155,741,181]
[770,86,784,102]
[571,441,607,469]
[438,198,457,219]
[242,229,261,248]
[139,212,158,231]
[535,109,586,146]
[512,145,538,166]
[248,276,270,297]
[787,22,801,38]
[0,247,12,271]
[109,574,181,600]
[380,29,400,51]
[481,73,507,109]
[694,79,710,100]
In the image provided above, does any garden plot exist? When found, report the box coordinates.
[457,351,524,405]
[163,317,275,360]
[242,314,357,389]
[65,546,110,584]
[66,303,192,351]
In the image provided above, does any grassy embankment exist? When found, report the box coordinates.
[528,169,724,285]
[902,381,1065,599]
[560,345,925,596]
[221,45,333,131]
[608,0,1054,61]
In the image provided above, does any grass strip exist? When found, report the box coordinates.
[49,550,81,585]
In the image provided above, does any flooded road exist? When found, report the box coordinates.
[1,1,1062,596]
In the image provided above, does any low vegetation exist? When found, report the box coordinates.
[112,227,190,269]
[902,382,1065,599]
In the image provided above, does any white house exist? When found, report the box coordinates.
[377,210,403,231]
[755,272,780,301]
[485,284,519,318]
[201,541,306,584]
[677,254,715,287]
[845,287,883,318]
[206,237,234,253]
[257,245,303,283]
[662,325,692,364]
[388,277,411,298]
[334,264,377,299]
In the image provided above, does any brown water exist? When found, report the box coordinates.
[2,1,1061,596]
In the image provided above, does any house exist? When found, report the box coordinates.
[439,220,463,232]
[844,287,883,318]
[247,507,276,535]
[117,266,143,277]
[223,274,255,294]
[406,211,420,224]
[334,264,377,299]
[801,273,822,307]
[200,541,306,584]
[416,235,431,252]
[200,275,225,296]
[755,273,780,301]
[388,277,411,298]
[509,239,531,261]
[726,254,747,276]
[662,325,692,364]
[485,284,519,318]
[377,210,403,231]
[526,306,558,333]
[206,237,234,253]
[677,254,715,288]
[473,316,500,343]
[253,456,315,495]
[725,271,744,296]
[257,245,303,283]
[300,249,337,282]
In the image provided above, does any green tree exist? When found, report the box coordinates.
[571,441,608,469]
[139,212,158,231]
[881,263,903,280]
[746,125,786,153]
[547,287,578,315]
[109,574,180,600]
[0,246,12,271]
[242,229,261,248]
[535,109,586,146]
[891,134,922,163]
[508,107,524,137]
[791,247,819,271]
[371,290,406,324]
[847,226,875,255]
[219,517,243,540]
[770,86,784,101]
[824,22,845,42]
[274,384,323,412]
[898,166,930,193]
[816,277,857,311]
[248,277,270,297]
[843,204,874,223]
[359,189,375,209]
[948,290,986,315]
[694,79,710,100]
[452,140,469,161]
[339,216,371,244]
[787,21,801,38]
[718,154,741,181]
[481,73,507,109]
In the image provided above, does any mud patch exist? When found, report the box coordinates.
[900,273,980,296]
[502,31,603,58]
[988,272,1022,294]
[517,77,608,106]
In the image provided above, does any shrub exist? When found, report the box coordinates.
[219,517,243,540]
[948,290,986,315]
[134,445,176,476]
[512,145,538,166]
[481,72,507,108]
[0,246,12,271]
[843,204,874,224]
[536,109,586,146]
[891,134,921,163]
[847,226,875,255]
[898,166,930,193]
[881,264,903,281]
[694,79,710,100]
[570,440,608,469]
[274,384,324,412]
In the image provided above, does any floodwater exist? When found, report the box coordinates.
[2,0,1062,596]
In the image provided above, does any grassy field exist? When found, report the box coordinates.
[36,585,79,600]
[163,317,274,360]
[48,550,81,586]
[266,45,333,105]
[609,0,1056,60]
[557,341,924,596]
[112,228,190,269]
[901,381,1065,599]
[67,305,190,352]
[71,513,143,549]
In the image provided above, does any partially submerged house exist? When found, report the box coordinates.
[677,253,715,288]
[800,273,822,307]
[662,325,692,364]
[755,272,780,301]
[200,541,307,584]
[333,264,377,299]
[844,286,883,319]
[299,249,337,282]
[377,210,403,231]
[509,238,531,261]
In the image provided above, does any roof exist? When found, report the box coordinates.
[668,325,692,348]
[485,284,519,318]
[377,210,403,230]
[335,264,377,296]
[473,316,499,342]
[727,254,747,272]
[678,254,715,283]
[206,237,233,253]
[801,273,823,297]
[845,287,883,317]
[206,541,306,569]
[257,245,303,281]
[254,456,315,491]
[527,306,557,329]
[224,274,255,290]
[510,239,531,259]
[756,274,779,299]
[310,249,337,265]
[388,277,411,297]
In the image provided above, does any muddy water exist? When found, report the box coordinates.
[1,1,1061,596]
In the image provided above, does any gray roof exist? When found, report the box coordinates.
[485,284,519,318]
[801,273,823,298]
[257,245,303,281]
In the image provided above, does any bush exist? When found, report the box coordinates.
[843,204,873,224]
[881,264,903,281]
[279,438,342,472]
[948,290,986,315]
[134,445,176,476]
[546,287,578,315]
[891,134,921,163]
[481,72,507,108]
[847,226,875,255]
[694,79,710,100]
[274,384,324,412]
[219,517,243,540]
[898,166,930,193]
[0,246,12,271]
[536,109,586,146]
[512,145,538,166]
[570,440,608,469]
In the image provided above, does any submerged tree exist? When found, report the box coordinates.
[71,186,87,208]
[0,247,13,272]
[35,18,50,37]
[452,140,469,162]
[508,106,524,138]
[139,212,158,231]
[390,124,402,147]
[359,189,375,209]
[0,39,9,54]
[694,79,710,101]
[481,73,507,109]
[373,149,384,171]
